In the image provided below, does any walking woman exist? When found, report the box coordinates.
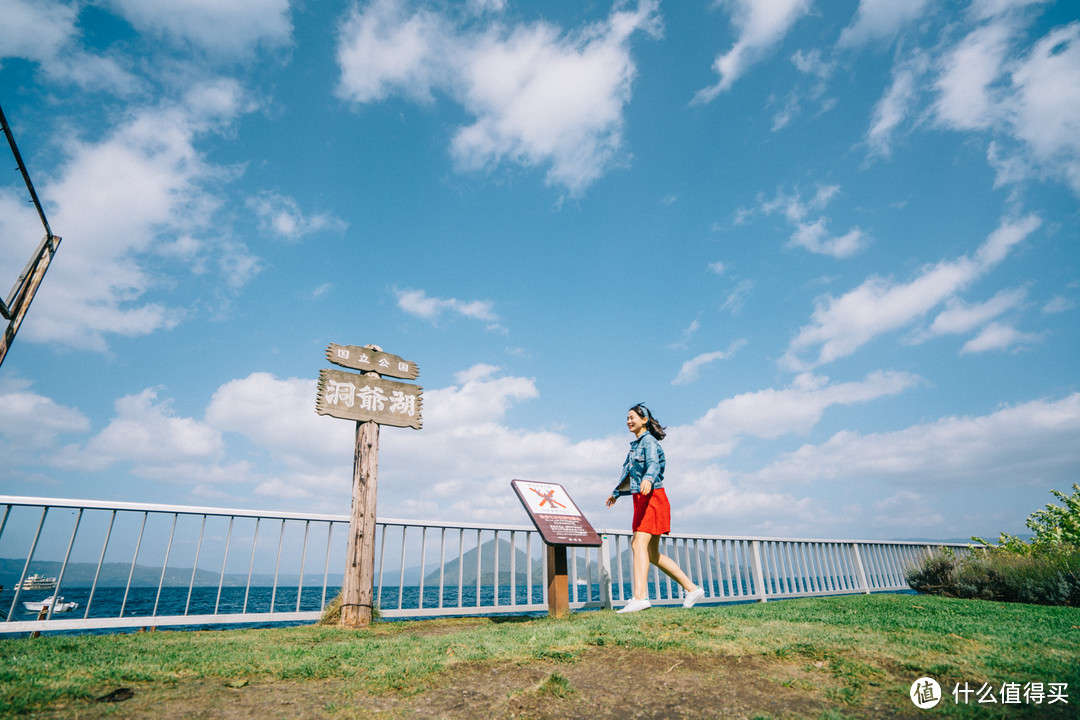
[606,403,704,613]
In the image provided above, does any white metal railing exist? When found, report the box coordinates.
[0,496,974,634]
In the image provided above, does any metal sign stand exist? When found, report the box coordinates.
[510,479,602,618]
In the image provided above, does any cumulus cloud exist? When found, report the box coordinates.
[672,340,747,386]
[81,388,224,472]
[105,0,293,58]
[912,286,1028,343]
[1005,23,1080,193]
[694,0,811,103]
[838,0,934,48]
[738,184,865,258]
[247,192,348,241]
[15,80,258,351]
[336,0,662,195]
[669,370,922,462]
[867,10,1080,195]
[782,215,1041,370]
[0,379,90,454]
[750,393,1080,487]
[395,288,499,324]
[789,218,867,258]
[866,51,930,158]
[0,0,138,92]
[960,321,1042,353]
[934,20,1015,131]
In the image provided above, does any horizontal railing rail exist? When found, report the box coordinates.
[0,495,976,634]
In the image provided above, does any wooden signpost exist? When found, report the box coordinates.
[511,479,601,618]
[316,343,422,628]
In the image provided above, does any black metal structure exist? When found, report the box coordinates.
[0,102,61,366]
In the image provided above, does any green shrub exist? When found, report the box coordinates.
[909,484,1080,606]
[973,483,1080,555]
[908,545,1080,606]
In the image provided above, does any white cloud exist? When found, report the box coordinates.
[0,0,138,92]
[335,0,446,103]
[694,0,811,102]
[914,286,1028,342]
[789,218,867,258]
[0,381,90,453]
[336,0,662,195]
[934,20,1015,131]
[759,184,840,223]
[782,215,1041,370]
[791,49,835,79]
[0,0,77,62]
[751,393,1080,487]
[19,80,257,351]
[866,51,930,159]
[395,288,499,324]
[670,370,921,461]
[838,0,934,48]
[960,321,1041,353]
[83,388,224,469]
[1005,23,1080,194]
[970,0,1054,22]
[719,278,755,315]
[707,261,727,275]
[672,340,746,386]
[206,372,349,472]
[247,192,348,242]
[871,12,1080,196]
[105,0,292,58]
[743,185,864,258]
[1042,295,1074,314]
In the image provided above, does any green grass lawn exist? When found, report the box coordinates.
[2,593,1078,718]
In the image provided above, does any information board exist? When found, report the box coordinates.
[511,479,602,547]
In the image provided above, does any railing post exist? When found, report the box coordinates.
[850,543,871,594]
[599,535,613,610]
[750,540,767,603]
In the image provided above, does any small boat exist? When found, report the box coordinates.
[23,595,79,613]
[14,573,57,591]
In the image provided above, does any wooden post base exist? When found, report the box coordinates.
[546,544,569,618]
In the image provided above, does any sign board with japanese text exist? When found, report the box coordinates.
[316,368,423,429]
[327,343,418,380]
[511,479,602,547]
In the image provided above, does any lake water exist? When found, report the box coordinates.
[3,578,722,633]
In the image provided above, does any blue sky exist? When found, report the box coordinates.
[1,0,1078,542]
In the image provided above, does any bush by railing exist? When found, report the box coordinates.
[907,484,1080,607]
[907,546,1080,606]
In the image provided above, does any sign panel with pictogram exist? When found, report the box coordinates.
[511,480,602,546]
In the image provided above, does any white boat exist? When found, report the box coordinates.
[14,573,57,591]
[23,595,79,613]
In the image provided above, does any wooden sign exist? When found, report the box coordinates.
[511,479,602,547]
[316,368,423,429]
[327,343,419,380]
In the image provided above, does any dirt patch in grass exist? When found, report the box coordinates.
[33,645,929,720]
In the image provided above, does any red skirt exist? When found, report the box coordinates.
[632,487,671,535]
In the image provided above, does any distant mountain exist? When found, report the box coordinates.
[422,538,602,587]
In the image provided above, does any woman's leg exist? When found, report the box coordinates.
[646,535,697,592]
[631,531,654,600]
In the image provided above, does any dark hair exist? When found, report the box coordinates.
[629,403,666,441]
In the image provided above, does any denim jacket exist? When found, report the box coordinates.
[611,433,665,499]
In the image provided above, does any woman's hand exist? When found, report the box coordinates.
[605,495,617,507]
[640,479,652,495]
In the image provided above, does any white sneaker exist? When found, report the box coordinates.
[682,586,705,608]
[616,598,651,614]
